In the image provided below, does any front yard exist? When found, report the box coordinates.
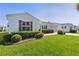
[0,34,79,56]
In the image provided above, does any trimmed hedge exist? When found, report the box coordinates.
[12,31,40,39]
[1,31,40,44]
[42,29,54,33]
[3,33,12,42]
[70,30,77,33]
[35,32,44,39]
[57,30,65,35]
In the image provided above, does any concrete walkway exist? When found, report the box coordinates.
[15,38,35,45]
[66,33,79,36]
[44,32,57,36]
[44,32,79,36]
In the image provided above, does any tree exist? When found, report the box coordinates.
[76,3,79,11]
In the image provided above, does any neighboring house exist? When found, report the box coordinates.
[58,23,77,32]
[0,26,3,32]
[0,26,7,32]
[41,22,59,32]
[6,13,42,32]
[76,26,79,30]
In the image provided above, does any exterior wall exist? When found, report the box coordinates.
[51,23,59,32]
[6,13,41,32]
[57,24,77,32]
[41,22,59,32]
[58,24,71,32]
[42,22,52,29]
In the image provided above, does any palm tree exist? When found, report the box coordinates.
[76,3,79,11]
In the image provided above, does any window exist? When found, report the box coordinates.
[26,22,30,25]
[26,27,30,31]
[45,25,47,29]
[23,27,26,31]
[42,25,47,29]
[22,27,30,31]
[23,21,25,25]
[19,20,32,31]
[70,26,72,30]
[7,24,9,27]
[65,26,66,29]
[42,25,43,29]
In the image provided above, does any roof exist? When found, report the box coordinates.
[6,12,41,21]
[60,23,73,25]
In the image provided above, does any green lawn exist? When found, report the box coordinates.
[0,34,79,56]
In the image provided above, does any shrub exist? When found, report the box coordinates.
[0,32,8,44]
[57,30,65,35]
[70,30,77,33]
[35,32,44,39]
[42,29,54,33]
[3,33,12,42]
[11,31,40,39]
[11,34,22,43]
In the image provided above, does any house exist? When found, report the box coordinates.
[6,13,78,32]
[6,13,59,32]
[58,23,77,32]
[6,13,42,32]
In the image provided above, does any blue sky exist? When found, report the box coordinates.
[0,3,79,26]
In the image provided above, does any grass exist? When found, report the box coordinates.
[0,35,79,55]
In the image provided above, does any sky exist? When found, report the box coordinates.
[0,3,79,26]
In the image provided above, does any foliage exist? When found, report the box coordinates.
[11,34,22,42]
[3,33,12,42]
[70,30,77,33]
[76,3,79,11]
[0,32,7,44]
[12,31,40,39]
[57,30,65,35]
[42,29,54,33]
[34,32,44,39]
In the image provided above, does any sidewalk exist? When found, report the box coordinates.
[44,32,57,36]
[44,32,79,36]
[66,33,79,36]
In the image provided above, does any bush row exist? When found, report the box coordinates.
[3,31,44,44]
[42,29,54,33]
[11,31,40,39]
[69,30,77,33]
